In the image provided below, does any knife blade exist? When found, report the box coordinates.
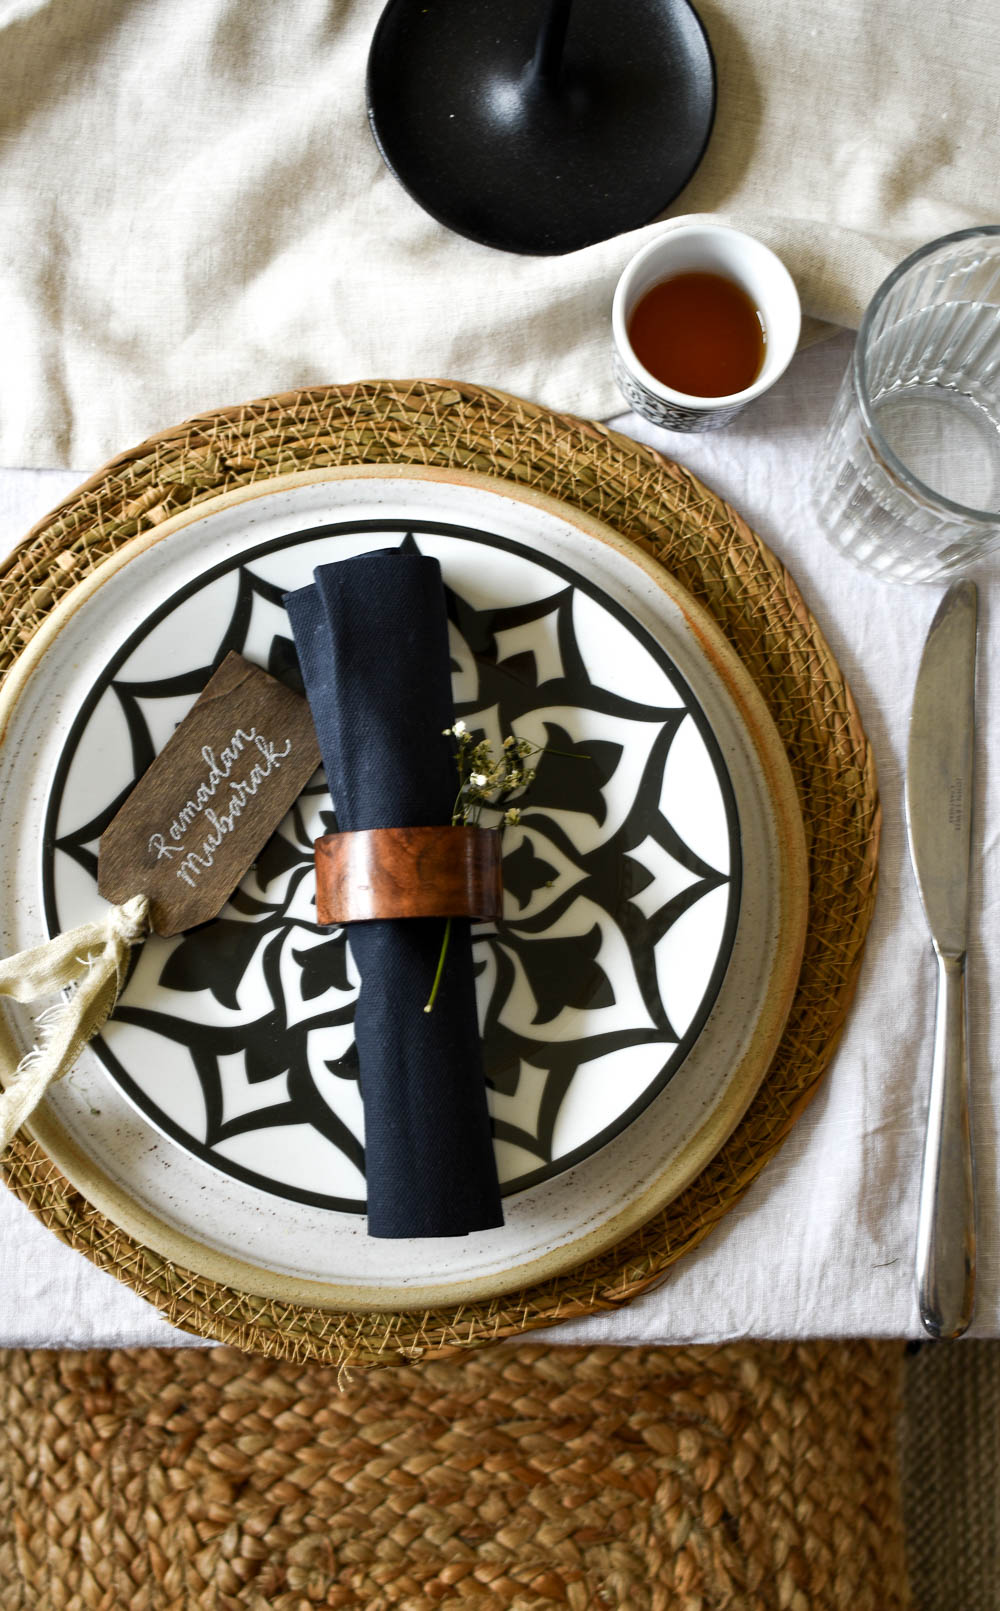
[904,579,978,1339]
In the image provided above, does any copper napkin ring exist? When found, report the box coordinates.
[315,825,503,924]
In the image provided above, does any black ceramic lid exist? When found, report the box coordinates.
[366,0,717,256]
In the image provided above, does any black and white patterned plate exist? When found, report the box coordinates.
[0,471,805,1305]
[43,518,739,1209]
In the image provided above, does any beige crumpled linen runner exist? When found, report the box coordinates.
[0,0,997,469]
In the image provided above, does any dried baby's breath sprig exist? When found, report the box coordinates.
[424,724,585,1013]
[441,725,546,828]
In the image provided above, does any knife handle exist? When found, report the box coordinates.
[916,950,976,1339]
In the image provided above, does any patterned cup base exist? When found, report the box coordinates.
[612,351,748,433]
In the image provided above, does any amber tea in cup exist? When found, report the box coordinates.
[612,223,801,432]
[627,271,766,398]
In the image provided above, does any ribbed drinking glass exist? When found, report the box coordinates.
[812,227,1000,582]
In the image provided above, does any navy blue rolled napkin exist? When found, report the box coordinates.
[284,548,503,1238]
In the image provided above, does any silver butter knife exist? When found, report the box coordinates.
[905,579,978,1339]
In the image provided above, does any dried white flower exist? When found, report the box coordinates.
[428,723,586,1012]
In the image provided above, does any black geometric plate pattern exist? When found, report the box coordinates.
[43,521,740,1209]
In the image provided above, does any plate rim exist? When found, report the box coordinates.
[0,463,808,1310]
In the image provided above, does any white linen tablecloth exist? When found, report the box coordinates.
[2,0,999,468]
[1,330,997,1347]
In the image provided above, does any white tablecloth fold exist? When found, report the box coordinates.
[1,0,998,467]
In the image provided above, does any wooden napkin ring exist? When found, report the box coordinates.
[315,825,503,924]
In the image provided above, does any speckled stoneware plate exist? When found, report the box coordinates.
[0,468,807,1309]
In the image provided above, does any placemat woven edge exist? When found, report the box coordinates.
[0,379,880,1367]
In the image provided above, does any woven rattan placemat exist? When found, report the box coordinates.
[0,381,879,1366]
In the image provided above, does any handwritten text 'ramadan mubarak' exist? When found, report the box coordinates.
[147,728,294,887]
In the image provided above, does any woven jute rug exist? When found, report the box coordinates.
[901,1340,1000,1611]
[0,1340,910,1611]
[0,382,880,1365]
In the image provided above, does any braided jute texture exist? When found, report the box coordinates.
[0,382,880,1366]
[0,1341,910,1611]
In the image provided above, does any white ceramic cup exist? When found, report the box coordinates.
[611,222,802,432]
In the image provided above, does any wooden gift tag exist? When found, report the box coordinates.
[99,652,320,934]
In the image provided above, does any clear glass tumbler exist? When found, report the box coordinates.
[812,227,1000,583]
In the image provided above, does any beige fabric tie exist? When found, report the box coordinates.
[0,895,150,1153]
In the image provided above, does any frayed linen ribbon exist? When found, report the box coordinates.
[0,895,150,1153]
